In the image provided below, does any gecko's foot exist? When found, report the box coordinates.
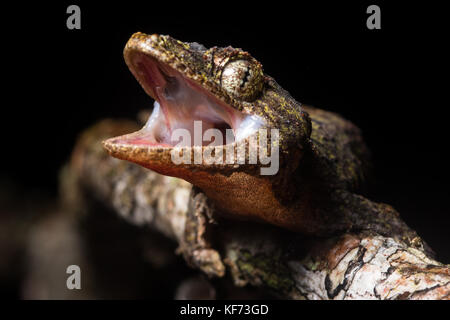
[179,188,225,278]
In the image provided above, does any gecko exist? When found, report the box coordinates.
[102,32,426,252]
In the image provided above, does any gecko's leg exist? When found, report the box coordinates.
[179,187,225,278]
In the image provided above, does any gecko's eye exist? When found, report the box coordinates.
[221,59,263,101]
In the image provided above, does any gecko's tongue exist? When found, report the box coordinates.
[115,54,264,148]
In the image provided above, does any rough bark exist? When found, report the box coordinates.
[65,119,450,300]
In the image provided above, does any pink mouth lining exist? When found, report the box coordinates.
[118,52,264,148]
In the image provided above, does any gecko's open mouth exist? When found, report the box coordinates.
[108,53,264,148]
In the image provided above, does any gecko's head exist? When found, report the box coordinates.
[103,33,310,181]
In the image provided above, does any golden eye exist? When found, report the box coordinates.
[221,59,263,101]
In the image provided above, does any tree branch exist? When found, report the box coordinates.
[65,119,450,300]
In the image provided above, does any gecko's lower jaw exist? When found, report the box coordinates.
[103,53,264,153]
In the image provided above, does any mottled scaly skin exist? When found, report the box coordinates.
[103,33,427,252]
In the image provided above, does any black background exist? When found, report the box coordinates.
[3,2,449,262]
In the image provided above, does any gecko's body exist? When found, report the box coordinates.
[102,33,421,246]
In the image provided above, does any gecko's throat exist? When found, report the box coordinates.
[116,53,264,148]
